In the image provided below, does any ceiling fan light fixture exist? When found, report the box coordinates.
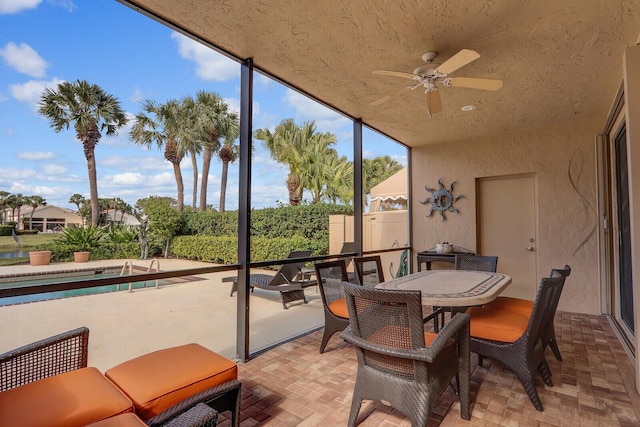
[461,105,476,112]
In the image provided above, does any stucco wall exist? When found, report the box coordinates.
[411,116,601,315]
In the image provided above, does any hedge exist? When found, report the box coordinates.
[171,235,325,265]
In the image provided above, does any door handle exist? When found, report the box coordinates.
[526,246,535,252]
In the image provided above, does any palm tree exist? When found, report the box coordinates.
[254,119,336,205]
[185,91,239,212]
[217,138,239,212]
[27,195,47,230]
[38,80,127,226]
[363,156,403,196]
[0,191,10,224]
[69,193,86,212]
[130,99,189,213]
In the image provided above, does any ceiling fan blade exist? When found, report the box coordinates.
[371,84,417,106]
[426,89,442,117]
[372,70,417,79]
[435,49,480,75]
[447,77,503,91]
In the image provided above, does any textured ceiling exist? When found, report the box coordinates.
[120,0,640,148]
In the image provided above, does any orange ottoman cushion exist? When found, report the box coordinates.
[105,343,237,420]
[466,306,529,342]
[87,413,147,427]
[484,296,534,316]
[0,367,133,427]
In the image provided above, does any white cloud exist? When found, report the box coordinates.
[0,42,48,77]
[171,31,238,82]
[10,77,65,111]
[130,87,144,103]
[110,172,145,185]
[0,0,41,14]
[0,91,7,102]
[18,151,55,160]
[284,89,336,120]
[48,0,75,13]
[0,166,36,180]
[42,164,66,175]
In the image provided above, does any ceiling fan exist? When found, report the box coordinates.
[371,49,503,117]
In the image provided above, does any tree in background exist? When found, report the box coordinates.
[69,193,86,212]
[300,136,351,204]
[255,119,336,206]
[135,196,181,258]
[0,191,10,224]
[26,195,47,230]
[6,194,25,228]
[130,99,190,213]
[38,80,127,226]
[362,155,403,196]
[217,137,239,212]
[184,91,239,212]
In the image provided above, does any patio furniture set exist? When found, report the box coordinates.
[312,252,571,424]
[1,250,570,426]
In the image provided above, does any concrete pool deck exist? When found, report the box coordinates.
[0,258,324,371]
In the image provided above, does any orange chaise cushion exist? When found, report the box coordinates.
[484,296,534,316]
[466,306,530,342]
[328,298,349,318]
[0,367,133,427]
[105,343,237,420]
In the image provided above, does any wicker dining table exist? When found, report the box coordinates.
[376,269,512,308]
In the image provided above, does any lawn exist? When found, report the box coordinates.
[0,234,58,266]
[0,234,58,249]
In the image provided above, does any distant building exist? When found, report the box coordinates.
[3,205,83,232]
[104,209,141,226]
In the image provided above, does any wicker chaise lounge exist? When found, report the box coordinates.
[0,327,240,427]
[225,250,315,309]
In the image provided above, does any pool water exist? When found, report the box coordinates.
[0,271,171,306]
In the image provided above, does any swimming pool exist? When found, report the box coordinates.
[0,268,173,306]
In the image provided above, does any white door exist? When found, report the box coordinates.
[477,174,538,300]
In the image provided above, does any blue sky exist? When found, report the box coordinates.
[0,0,406,212]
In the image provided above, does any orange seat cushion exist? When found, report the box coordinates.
[0,367,133,427]
[105,343,237,420]
[87,413,147,427]
[328,298,349,318]
[424,331,438,346]
[484,296,534,316]
[466,306,529,342]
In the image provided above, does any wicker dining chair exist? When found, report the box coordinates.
[483,265,571,361]
[353,255,385,287]
[341,282,471,426]
[454,254,498,272]
[314,259,352,353]
[465,274,565,411]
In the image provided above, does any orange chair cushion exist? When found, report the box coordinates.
[424,331,438,346]
[105,343,237,420]
[87,413,147,427]
[466,306,529,342]
[328,298,349,318]
[0,367,133,427]
[484,296,534,316]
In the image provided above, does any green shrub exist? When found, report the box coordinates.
[54,226,106,252]
[171,235,323,266]
[179,203,352,255]
[16,229,39,235]
[0,225,13,236]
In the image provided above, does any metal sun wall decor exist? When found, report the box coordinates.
[419,178,464,221]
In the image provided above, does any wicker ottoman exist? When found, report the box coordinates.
[105,343,240,426]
